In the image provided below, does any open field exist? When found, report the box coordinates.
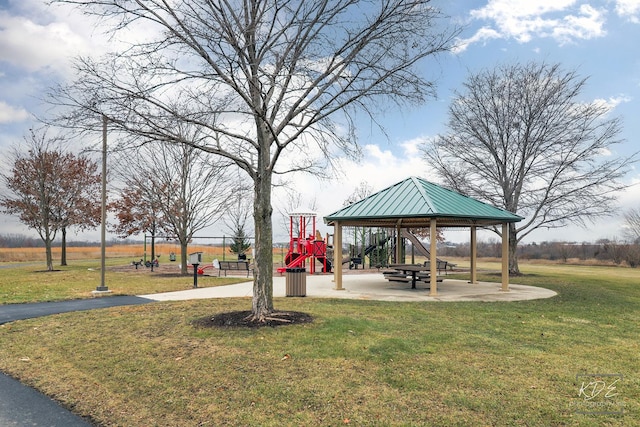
[0,244,235,263]
[0,260,250,304]
[0,244,284,304]
[0,254,639,425]
[0,243,295,268]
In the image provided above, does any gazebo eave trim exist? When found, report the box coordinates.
[324,214,522,227]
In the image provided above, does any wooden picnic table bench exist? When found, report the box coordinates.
[217,260,251,277]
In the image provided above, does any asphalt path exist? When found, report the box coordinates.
[0,296,152,325]
[0,373,94,427]
[0,296,152,426]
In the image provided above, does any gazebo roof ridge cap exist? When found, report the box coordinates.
[410,176,437,213]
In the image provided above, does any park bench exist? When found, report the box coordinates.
[217,260,251,277]
[423,260,452,275]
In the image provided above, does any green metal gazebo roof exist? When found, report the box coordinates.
[324,176,522,228]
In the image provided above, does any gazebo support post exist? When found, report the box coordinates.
[429,220,438,296]
[470,225,478,284]
[333,221,344,290]
[501,222,509,291]
[395,220,403,264]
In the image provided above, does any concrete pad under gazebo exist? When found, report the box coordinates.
[143,273,557,302]
[323,177,524,295]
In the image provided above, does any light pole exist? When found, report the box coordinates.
[96,114,109,292]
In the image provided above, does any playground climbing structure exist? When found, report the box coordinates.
[277,211,332,274]
[343,228,392,269]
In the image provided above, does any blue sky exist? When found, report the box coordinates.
[0,0,639,243]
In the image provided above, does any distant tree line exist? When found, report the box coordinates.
[438,239,640,268]
[0,234,123,249]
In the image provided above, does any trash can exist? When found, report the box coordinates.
[285,268,306,297]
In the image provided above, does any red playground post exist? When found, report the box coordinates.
[277,210,332,274]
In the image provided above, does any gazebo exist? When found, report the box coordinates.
[323,177,523,295]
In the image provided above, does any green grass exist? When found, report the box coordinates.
[0,258,249,303]
[0,261,638,426]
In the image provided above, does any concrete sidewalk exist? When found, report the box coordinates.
[141,273,557,302]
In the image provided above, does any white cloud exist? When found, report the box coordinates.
[307,148,402,214]
[0,0,155,77]
[453,27,502,54]
[615,0,640,22]
[0,100,29,123]
[461,0,607,50]
[400,136,427,156]
[0,10,91,75]
[553,4,607,43]
[365,144,398,164]
[592,95,632,112]
[471,0,578,20]
[271,140,436,235]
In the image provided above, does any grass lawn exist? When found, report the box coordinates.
[0,261,638,426]
[0,258,248,304]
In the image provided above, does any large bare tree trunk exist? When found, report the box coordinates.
[180,241,188,275]
[60,227,67,266]
[45,238,54,271]
[252,171,274,321]
[150,233,156,271]
[508,223,520,275]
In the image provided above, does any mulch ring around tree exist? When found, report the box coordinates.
[192,310,313,329]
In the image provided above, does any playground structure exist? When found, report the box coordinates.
[277,211,332,274]
[401,230,436,259]
[155,226,444,275]
[171,219,447,275]
[343,228,393,269]
[340,227,449,269]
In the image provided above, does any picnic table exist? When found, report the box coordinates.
[383,264,437,289]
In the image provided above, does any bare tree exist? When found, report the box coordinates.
[112,141,232,274]
[110,176,167,265]
[276,188,319,241]
[55,155,102,265]
[1,128,100,270]
[421,61,638,274]
[161,143,233,273]
[343,181,375,207]
[224,190,254,259]
[343,181,373,259]
[623,207,640,243]
[50,0,458,321]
